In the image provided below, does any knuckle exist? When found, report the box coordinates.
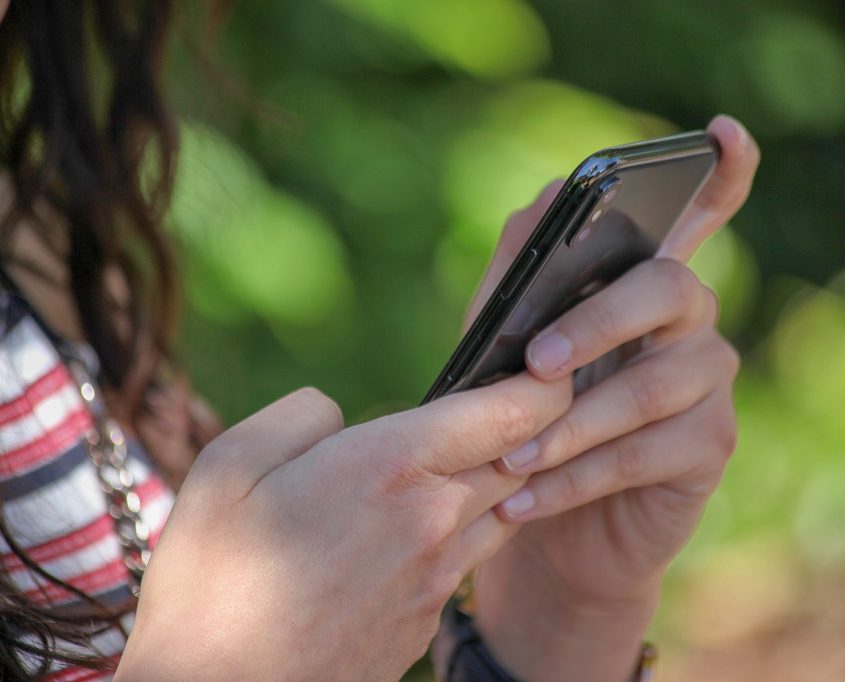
[490,394,535,451]
[549,415,583,466]
[374,452,428,500]
[291,386,344,432]
[721,341,742,380]
[505,206,529,227]
[653,259,700,308]
[712,402,738,462]
[554,464,586,506]
[419,570,460,619]
[503,206,535,240]
[413,512,456,567]
[583,297,623,344]
[613,437,648,483]
[628,369,671,422]
[194,432,239,483]
[701,286,720,325]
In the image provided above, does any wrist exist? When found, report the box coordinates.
[473,576,661,682]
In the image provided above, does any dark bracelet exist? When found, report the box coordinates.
[438,599,658,682]
[440,599,519,682]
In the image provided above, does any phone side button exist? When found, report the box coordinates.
[500,249,538,300]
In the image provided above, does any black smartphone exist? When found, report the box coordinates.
[423,130,719,403]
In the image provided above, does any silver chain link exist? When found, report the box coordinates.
[64,345,151,598]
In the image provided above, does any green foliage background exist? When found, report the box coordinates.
[166,1,845,677]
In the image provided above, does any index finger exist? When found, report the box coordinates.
[370,372,573,476]
[524,258,713,379]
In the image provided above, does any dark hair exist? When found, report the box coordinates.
[0,1,177,676]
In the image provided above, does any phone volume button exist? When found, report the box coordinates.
[501,248,538,300]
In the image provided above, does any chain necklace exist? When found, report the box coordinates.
[63,343,151,597]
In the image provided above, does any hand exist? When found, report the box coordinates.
[116,371,572,681]
[465,116,760,681]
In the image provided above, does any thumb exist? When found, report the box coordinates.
[657,115,760,263]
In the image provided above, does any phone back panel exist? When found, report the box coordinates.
[426,138,718,401]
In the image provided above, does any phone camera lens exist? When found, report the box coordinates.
[602,188,618,205]
[591,208,603,223]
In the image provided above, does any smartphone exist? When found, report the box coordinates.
[423,130,719,403]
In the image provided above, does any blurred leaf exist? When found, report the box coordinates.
[771,286,845,429]
[436,80,669,303]
[716,13,845,134]
[330,0,550,78]
[794,462,845,569]
[170,122,353,327]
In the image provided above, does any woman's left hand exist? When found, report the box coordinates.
[461,115,760,682]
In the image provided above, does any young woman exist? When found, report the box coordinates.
[0,2,759,680]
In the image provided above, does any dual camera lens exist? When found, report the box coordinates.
[577,177,622,242]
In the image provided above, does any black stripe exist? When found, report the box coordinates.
[89,582,135,608]
[1,437,154,503]
[0,441,90,502]
[0,290,30,340]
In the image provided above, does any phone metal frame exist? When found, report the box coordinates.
[423,131,719,404]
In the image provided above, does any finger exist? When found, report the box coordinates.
[191,387,344,498]
[391,372,573,476]
[501,331,739,475]
[497,387,736,522]
[525,258,714,379]
[449,462,527,527]
[464,179,566,331]
[455,509,521,575]
[657,115,760,263]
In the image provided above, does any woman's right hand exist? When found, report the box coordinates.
[115,374,571,681]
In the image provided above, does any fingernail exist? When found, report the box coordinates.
[731,118,751,152]
[501,440,540,472]
[527,332,572,374]
[501,489,536,518]
[717,114,750,152]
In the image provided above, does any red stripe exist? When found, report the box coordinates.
[0,408,92,478]
[1,516,114,570]
[1,475,171,570]
[44,655,120,682]
[25,556,130,605]
[0,364,69,426]
[136,474,167,506]
[148,524,164,550]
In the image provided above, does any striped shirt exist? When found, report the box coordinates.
[0,289,174,680]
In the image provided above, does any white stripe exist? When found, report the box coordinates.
[7,533,123,593]
[141,488,175,538]
[0,352,28,404]
[0,455,173,554]
[0,317,58,401]
[3,461,107,546]
[0,383,83,455]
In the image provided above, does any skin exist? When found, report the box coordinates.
[0,2,757,665]
[468,115,760,681]
[116,118,759,680]
[0,0,762,677]
[117,376,575,680]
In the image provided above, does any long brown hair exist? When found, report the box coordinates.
[0,1,178,676]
